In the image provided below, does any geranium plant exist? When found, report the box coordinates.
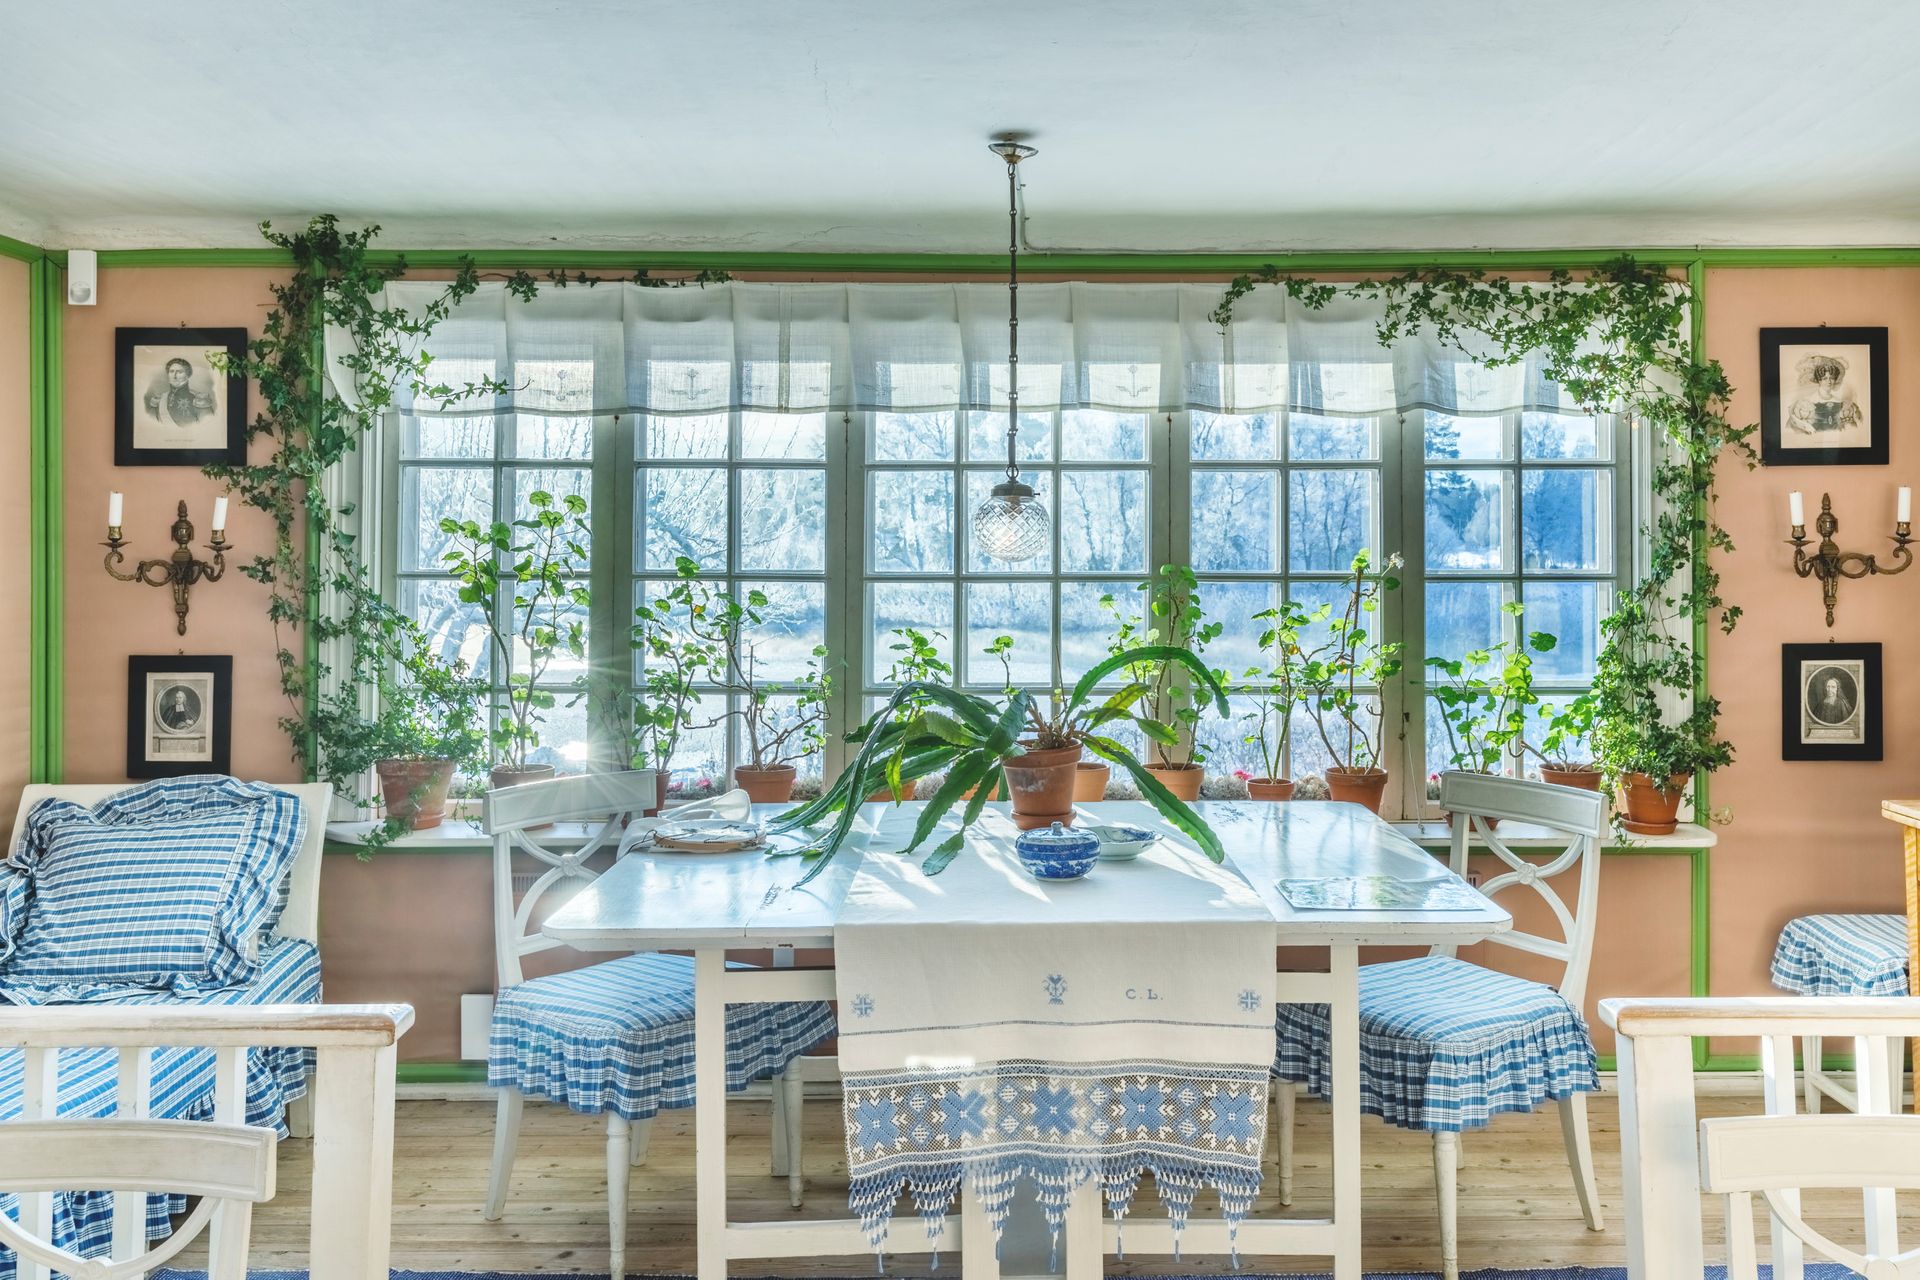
[1298,550,1405,772]
[1424,603,1555,775]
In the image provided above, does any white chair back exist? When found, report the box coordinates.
[8,781,334,945]
[1436,771,1607,1007]
[483,770,655,989]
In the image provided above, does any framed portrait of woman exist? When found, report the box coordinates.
[114,327,248,467]
[1759,326,1889,466]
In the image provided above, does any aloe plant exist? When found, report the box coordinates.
[770,645,1229,882]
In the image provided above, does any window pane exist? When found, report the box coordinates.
[738,468,826,572]
[512,414,593,460]
[1200,578,1280,681]
[870,582,955,684]
[1059,580,1137,681]
[965,411,1052,464]
[1192,470,1278,572]
[1290,413,1376,461]
[869,470,954,574]
[1528,694,1596,769]
[742,412,827,460]
[738,580,826,680]
[400,466,492,572]
[734,695,827,783]
[1526,581,1608,683]
[1287,580,1361,658]
[512,580,591,682]
[1289,704,1380,782]
[665,715,727,798]
[1195,693,1267,781]
[964,582,1052,687]
[872,411,955,463]
[1425,580,1510,673]
[631,578,702,682]
[1424,412,1506,461]
[402,414,493,460]
[1424,695,1511,785]
[644,413,728,460]
[506,690,590,777]
[964,470,1055,573]
[640,466,728,571]
[1059,471,1148,573]
[1523,468,1611,572]
[1289,468,1376,572]
[1523,411,1604,461]
[1062,410,1147,461]
[1190,411,1276,461]
[1426,469,1511,572]
[511,467,593,572]
[402,577,493,679]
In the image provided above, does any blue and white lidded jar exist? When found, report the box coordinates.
[1013,821,1102,881]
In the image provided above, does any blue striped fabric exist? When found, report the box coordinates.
[1771,913,1910,997]
[1273,956,1597,1133]
[1,777,308,999]
[488,953,837,1122]
[0,937,321,1280]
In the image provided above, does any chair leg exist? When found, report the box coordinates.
[483,1088,523,1221]
[1557,1092,1604,1231]
[1433,1130,1460,1280]
[1889,1036,1907,1113]
[607,1113,632,1280]
[1804,1034,1823,1114]
[284,1071,314,1139]
[1274,1079,1297,1206]
[629,1115,653,1166]
[783,1068,806,1208]
[770,1069,790,1177]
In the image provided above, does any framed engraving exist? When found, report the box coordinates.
[115,327,248,467]
[1781,642,1881,761]
[1759,326,1889,467]
[126,654,232,778]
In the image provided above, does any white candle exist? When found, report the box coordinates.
[1899,486,1912,525]
[211,496,229,533]
[108,491,123,528]
[1789,490,1805,528]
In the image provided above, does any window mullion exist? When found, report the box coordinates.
[1388,410,1422,819]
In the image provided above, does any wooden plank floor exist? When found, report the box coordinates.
[206,1088,1899,1274]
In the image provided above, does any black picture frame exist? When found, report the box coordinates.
[1760,326,1889,466]
[114,327,248,467]
[127,655,232,779]
[1781,642,1882,761]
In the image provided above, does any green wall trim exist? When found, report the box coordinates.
[395,1062,489,1085]
[0,233,44,264]
[28,257,62,784]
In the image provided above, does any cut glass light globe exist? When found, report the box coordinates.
[972,479,1051,563]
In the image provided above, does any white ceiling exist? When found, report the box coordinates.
[4,0,1919,252]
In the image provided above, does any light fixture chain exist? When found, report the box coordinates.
[1005,154,1020,483]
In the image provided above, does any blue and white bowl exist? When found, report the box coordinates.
[1013,821,1101,881]
[1088,823,1158,862]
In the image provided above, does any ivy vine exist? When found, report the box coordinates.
[1213,257,1755,790]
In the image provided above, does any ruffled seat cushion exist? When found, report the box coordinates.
[1771,913,1909,998]
[488,952,838,1122]
[1273,955,1597,1133]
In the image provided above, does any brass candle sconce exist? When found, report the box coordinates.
[104,496,230,635]
[1787,489,1912,627]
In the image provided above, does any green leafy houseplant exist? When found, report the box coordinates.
[439,489,592,780]
[1100,566,1224,790]
[1297,551,1404,810]
[867,627,954,801]
[1522,691,1602,787]
[1589,597,1732,831]
[1237,597,1315,798]
[1424,603,1555,778]
[773,645,1229,881]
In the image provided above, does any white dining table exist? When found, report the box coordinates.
[540,798,1510,1280]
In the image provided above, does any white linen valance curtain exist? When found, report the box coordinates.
[326,280,1588,420]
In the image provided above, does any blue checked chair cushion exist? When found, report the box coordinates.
[1771,913,1909,997]
[488,952,838,1123]
[1273,955,1598,1133]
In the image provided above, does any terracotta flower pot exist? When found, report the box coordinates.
[1004,742,1085,830]
[1144,762,1204,801]
[1073,761,1111,802]
[645,769,669,816]
[734,763,798,805]
[376,758,456,830]
[1619,771,1690,835]
[1247,777,1294,802]
[1539,765,1603,792]
[1325,766,1389,813]
[489,763,556,792]
[1444,809,1500,832]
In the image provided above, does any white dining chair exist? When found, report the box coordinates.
[480,771,839,1280]
[1771,912,1909,1114]
[1272,771,1608,1280]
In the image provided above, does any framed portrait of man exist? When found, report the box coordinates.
[126,655,232,778]
[114,327,247,467]
[1759,326,1889,467]
[1781,642,1882,761]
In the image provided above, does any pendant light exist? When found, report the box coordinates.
[971,139,1051,563]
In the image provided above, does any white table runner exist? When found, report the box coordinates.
[833,803,1278,1260]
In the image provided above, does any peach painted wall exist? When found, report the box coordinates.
[0,258,31,830]
[1703,268,1920,1030]
[62,268,301,786]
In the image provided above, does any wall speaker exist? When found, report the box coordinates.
[67,249,97,305]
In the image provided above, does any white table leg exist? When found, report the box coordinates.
[1330,944,1362,1280]
[1063,1176,1103,1280]
[960,1179,1000,1280]
[695,948,728,1280]
[1616,1034,1703,1280]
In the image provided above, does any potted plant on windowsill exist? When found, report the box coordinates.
[868,625,955,803]
[1425,608,1554,826]
[440,489,592,791]
[774,644,1228,878]
[1590,598,1732,834]
[1299,550,1404,813]
[1100,566,1224,802]
[1523,691,1603,791]
[1238,597,1314,801]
